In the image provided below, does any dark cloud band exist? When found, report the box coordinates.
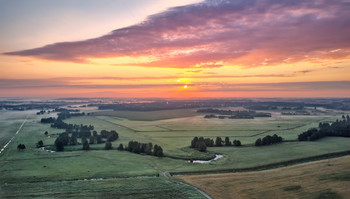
[4,0,350,68]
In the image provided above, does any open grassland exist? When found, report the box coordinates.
[1,109,349,183]
[1,108,350,198]
[64,110,346,160]
[180,155,350,199]
[93,108,202,121]
[0,111,206,198]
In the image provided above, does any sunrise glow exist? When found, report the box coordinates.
[0,0,349,98]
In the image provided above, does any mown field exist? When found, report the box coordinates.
[180,155,350,199]
[0,107,349,198]
[1,176,204,198]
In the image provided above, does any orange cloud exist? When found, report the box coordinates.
[4,0,350,69]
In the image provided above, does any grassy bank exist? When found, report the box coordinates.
[180,155,350,199]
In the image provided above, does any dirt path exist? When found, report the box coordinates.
[159,171,213,199]
[150,160,213,199]
[0,117,27,155]
[177,181,213,199]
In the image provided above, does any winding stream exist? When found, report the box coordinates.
[190,154,223,163]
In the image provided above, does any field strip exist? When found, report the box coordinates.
[96,116,318,134]
[154,125,172,131]
[160,171,213,199]
[130,124,311,133]
[170,150,350,176]
[177,181,213,199]
[3,153,349,184]
[3,154,81,162]
[0,117,27,155]
[95,116,137,132]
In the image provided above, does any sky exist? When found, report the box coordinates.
[1,0,350,98]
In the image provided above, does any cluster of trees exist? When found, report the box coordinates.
[41,117,56,123]
[17,144,26,151]
[82,140,90,150]
[36,110,46,115]
[117,143,124,150]
[41,109,88,131]
[126,141,163,157]
[105,142,112,150]
[190,137,210,152]
[41,107,122,152]
[298,115,350,141]
[298,128,320,141]
[255,134,283,146]
[41,116,94,137]
[41,108,84,122]
[55,108,79,112]
[52,120,94,133]
[222,137,242,146]
[100,130,119,141]
[199,108,271,119]
[232,139,242,146]
[36,140,44,148]
[198,108,245,115]
[190,136,242,152]
[53,129,163,157]
[56,111,85,120]
[54,129,119,151]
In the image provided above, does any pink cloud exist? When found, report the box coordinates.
[4,0,350,68]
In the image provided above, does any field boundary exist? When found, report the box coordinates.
[0,117,27,155]
[170,150,350,176]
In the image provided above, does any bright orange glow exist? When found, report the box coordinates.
[184,85,188,89]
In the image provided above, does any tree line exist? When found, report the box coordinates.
[298,115,350,141]
[42,117,94,133]
[190,136,242,152]
[79,140,164,157]
[198,108,271,119]
[54,130,119,151]
[255,134,283,146]
[52,131,164,157]
[41,108,89,131]
[126,141,164,157]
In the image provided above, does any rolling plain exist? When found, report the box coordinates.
[0,104,349,198]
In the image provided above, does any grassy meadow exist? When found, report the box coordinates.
[0,107,349,198]
[65,108,346,160]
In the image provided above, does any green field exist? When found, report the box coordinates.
[65,109,344,159]
[93,108,202,121]
[0,107,349,197]
[1,177,204,198]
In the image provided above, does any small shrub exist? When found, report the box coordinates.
[283,185,302,191]
[105,142,112,150]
